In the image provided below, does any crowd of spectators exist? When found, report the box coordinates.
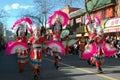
[67,35,120,58]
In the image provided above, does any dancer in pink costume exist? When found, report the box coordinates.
[50,18,63,69]
[28,23,46,80]
[83,17,105,73]
[15,23,29,73]
[83,17,117,73]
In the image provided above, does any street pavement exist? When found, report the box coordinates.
[0,50,120,80]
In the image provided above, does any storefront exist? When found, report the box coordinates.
[75,19,106,38]
[104,17,120,37]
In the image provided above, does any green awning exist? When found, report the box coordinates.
[87,0,116,11]
[70,0,116,19]
[70,9,86,19]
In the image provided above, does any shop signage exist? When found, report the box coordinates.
[105,18,120,27]
[104,28,120,33]
[76,17,81,23]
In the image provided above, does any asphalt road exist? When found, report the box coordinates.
[0,50,120,80]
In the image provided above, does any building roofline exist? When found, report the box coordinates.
[70,2,115,19]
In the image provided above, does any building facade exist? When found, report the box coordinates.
[69,0,116,35]
[61,5,80,35]
[115,0,120,17]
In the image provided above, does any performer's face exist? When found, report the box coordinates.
[20,31,25,37]
[34,29,40,36]
[54,28,60,34]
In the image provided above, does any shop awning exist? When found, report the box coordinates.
[104,27,120,33]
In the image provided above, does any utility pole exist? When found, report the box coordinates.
[4,27,6,37]
[42,0,47,28]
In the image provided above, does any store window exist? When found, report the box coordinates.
[105,7,115,18]
[90,13,94,20]
[96,10,103,19]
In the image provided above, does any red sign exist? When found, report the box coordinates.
[104,28,120,33]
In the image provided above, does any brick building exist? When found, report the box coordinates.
[69,0,116,35]
[61,5,80,26]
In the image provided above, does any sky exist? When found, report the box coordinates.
[0,0,84,31]
[0,0,34,30]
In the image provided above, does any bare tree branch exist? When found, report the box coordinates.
[23,14,44,26]
[32,0,55,27]
[0,9,7,18]
[58,0,81,7]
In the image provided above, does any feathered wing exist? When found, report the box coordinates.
[6,42,29,55]
[48,10,69,27]
[46,40,65,54]
[82,43,98,59]
[102,42,117,57]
